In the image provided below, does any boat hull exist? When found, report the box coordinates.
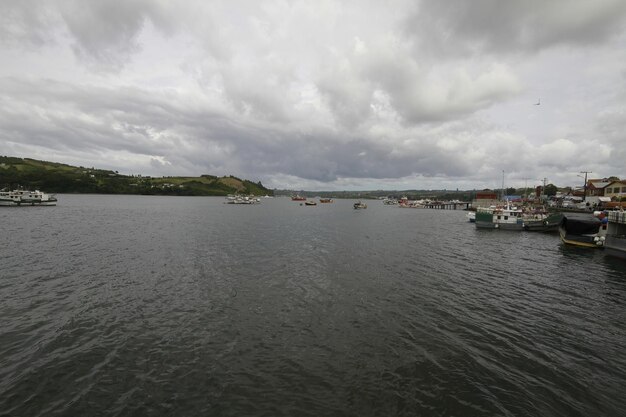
[558,213,605,248]
[523,222,556,232]
[475,210,523,230]
[523,213,563,232]
[559,226,602,248]
[604,235,626,259]
[0,199,57,206]
[475,220,523,230]
[605,211,626,258]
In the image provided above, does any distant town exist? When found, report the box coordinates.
[1,156,625,209]
[467,176,626,211]
[275,176,626,209]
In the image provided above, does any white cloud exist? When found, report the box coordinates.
[0,0,626,189]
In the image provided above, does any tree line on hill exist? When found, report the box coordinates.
[0,156,271,196]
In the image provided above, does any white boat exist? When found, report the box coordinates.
[224,195,260,204]
[0,189,57,206]
[475,202,523,230]
[466,211,476,222]
[354,201,367,209]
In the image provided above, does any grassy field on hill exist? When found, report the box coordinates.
[0,156,271,196]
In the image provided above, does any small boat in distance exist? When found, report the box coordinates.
[291,195,306,201]
[319,198,333,203]
[0,189,57,206]
[466,211,476,222]
[354,201,367,209]
[305,200,317,206]
[224,195,260,204]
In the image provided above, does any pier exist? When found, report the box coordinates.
[422,202,471,210]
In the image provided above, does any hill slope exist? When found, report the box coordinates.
[0,156,272,196]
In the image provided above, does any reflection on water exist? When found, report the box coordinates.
[1,195,625,416]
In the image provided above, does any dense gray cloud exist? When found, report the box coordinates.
[59,0,150,70]
[407,0,626,56]
[0,0,625,190]
[0,1,57,47]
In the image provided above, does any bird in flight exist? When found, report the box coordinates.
[534,98,541,105]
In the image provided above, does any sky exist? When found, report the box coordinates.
[1,0,625,191]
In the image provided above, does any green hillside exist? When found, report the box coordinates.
[0,156,272,196]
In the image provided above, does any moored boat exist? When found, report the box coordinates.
[0,189,57,206]
[353,201,367,209]
[522,212,563,232]
[225,195,260,204]
[474,202,523,230]
[558,213,607,248]
[291,195,306,201]
[466,211,476,222]
[319,198,333,203]
[305,200,317,206]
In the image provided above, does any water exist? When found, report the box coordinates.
[1,195,625,416]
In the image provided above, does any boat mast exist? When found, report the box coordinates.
[501,170,505,201]
[517,177,531,200]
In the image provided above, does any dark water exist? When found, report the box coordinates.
[1,195,625,417]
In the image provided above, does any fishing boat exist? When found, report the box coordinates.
[353,201,367,209]
[558,213,607,248]
[474,202,523,230]
[522,212,563,232]
[0,189,57,206]
[604,210,626,258]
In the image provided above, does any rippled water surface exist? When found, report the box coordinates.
[2,195,626,416]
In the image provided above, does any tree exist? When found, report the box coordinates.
[544,183,557,196]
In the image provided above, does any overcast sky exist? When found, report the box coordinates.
[1,0,625,191]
